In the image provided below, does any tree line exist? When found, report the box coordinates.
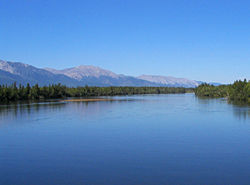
[0,82,193,102]
[195,79,250,104]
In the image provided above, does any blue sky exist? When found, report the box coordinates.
[1,0,249,83]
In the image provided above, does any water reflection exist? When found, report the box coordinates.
[231,105,250,121]
[0,101,66,127]
[66,100,122,118]
[195,96,249,121]
[195,96,227,105]
[0,99,135,127]
[0,95,249,127]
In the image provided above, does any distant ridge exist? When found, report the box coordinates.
[45,65,120,80]
[0,59,219,87]
[138,75,199,87]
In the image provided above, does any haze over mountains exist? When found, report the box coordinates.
[0,59,213,87]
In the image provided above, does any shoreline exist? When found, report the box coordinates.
[60,98,115,102]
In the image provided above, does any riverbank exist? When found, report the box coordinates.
[195,79,250,104]
[0,83,193,103]
[60,98,114,102]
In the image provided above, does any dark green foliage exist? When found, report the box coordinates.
[194,83,229,98]
[0,83,193,102]
[195,79,250,104]
[228,79,250,103]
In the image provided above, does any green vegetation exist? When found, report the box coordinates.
[195,79,250,104]
[0,82,193,102]
[1,80,248,104]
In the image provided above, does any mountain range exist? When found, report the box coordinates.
[0,59,217,87]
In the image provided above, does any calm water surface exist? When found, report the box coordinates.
[0,94,249,185]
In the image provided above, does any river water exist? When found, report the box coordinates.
[0,94,249,185]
